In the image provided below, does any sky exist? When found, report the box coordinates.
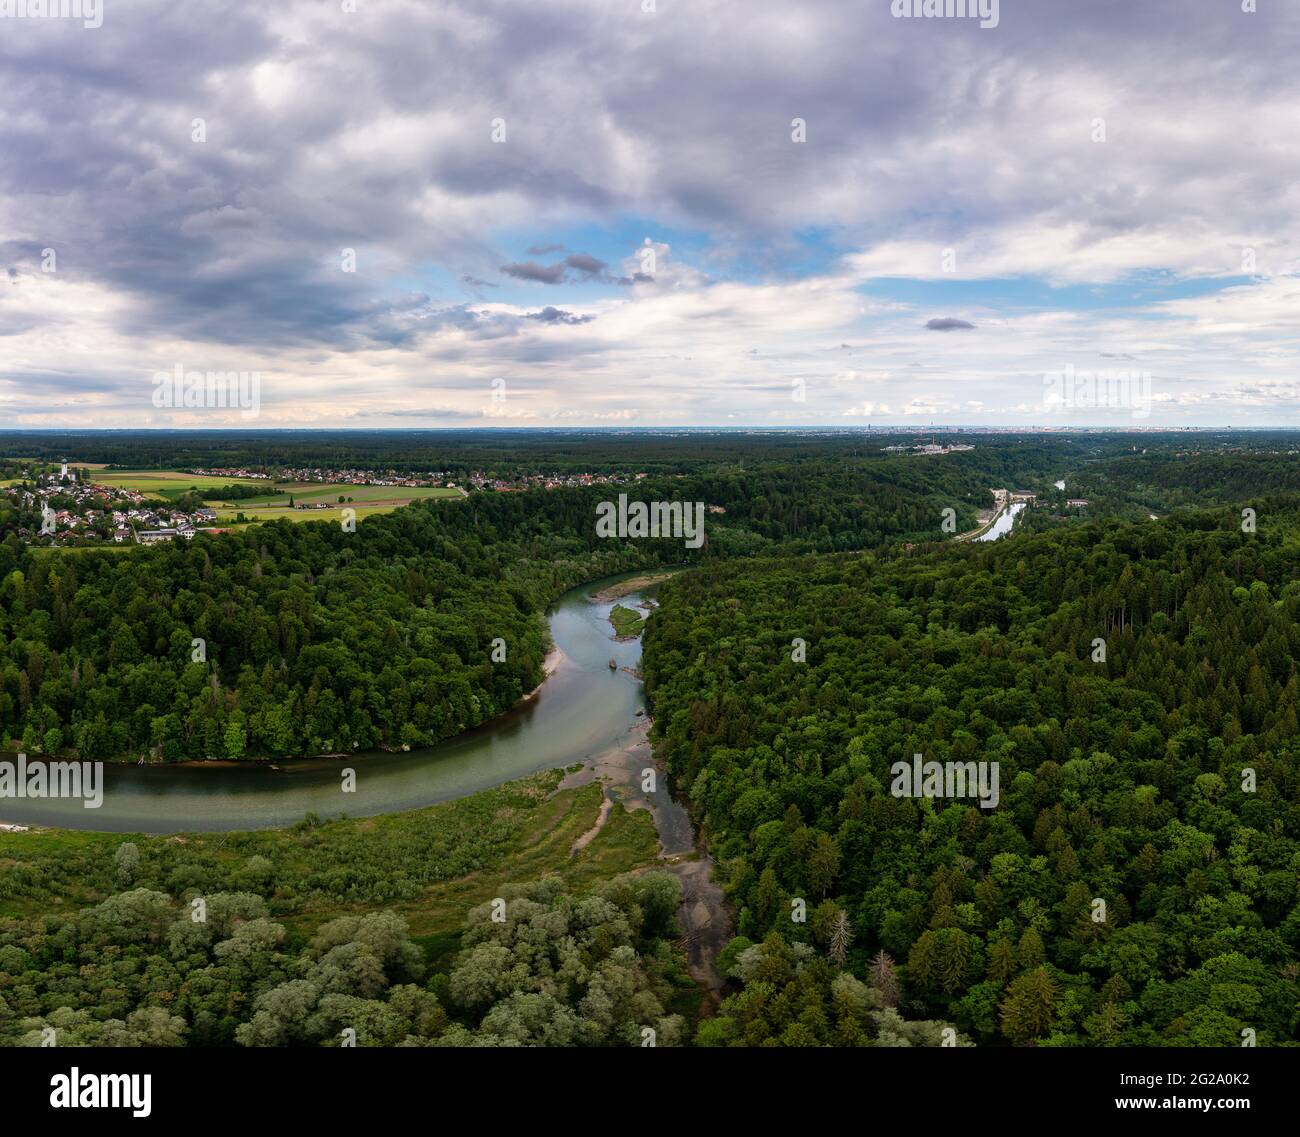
[2,0,1299,429]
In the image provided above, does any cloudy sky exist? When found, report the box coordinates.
[3,0,1299,428]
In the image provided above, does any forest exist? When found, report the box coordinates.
[0,427,1083,478]
[0,452,1025,763]
[4,432,1299,1049]
[2,864,693,1046]
[643,503,1300,1046]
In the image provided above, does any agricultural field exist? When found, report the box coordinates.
[232,483,462,507]
[216,502,405,527]
[87,470,462,512]
[91,469,271,501]
[213,483,461,527]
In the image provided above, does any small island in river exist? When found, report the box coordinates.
[609,603,646,639]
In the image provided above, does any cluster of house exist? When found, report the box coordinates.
[189,467,273,481]
[989,487,1089,512]
[472,471,649,492]
[5,468,221,545]
[182,464,657,495]
[192,466,450,488]
[135,512,221,544]
[52,502,219,544]
[994,488,1088,508]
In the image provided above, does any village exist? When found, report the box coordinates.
[190,463,648,494]
[191,465,451,487]
[0,463,220,546]
[470,469,649,492]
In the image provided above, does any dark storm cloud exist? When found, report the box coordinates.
[926,318,975,331]
[501,261,568,284]
[526,306,594,325]
[563,253,607,276]
[502,254,608,285]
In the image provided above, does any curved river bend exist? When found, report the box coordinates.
[2,573,660,833]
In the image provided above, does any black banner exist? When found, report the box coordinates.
[1,1044,1289,1124]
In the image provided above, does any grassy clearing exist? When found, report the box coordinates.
[49,469,460,515]
[349,788,660,971]
[92,470,271,504]
[28,544,138,557]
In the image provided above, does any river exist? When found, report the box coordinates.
[975,501,1026,542]
[2,572,665,833]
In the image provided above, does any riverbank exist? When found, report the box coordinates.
[956,501,1007,542]
[0,765,660,935]
[560,717,731,999]
[526,645,565,698]
[588,571,678,602]
[6,645,570,774]
[1,564,728,1021]
[0,569,677,832]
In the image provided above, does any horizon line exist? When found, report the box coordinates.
[0,424,1294,435]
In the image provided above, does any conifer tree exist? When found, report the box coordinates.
[869,950,900,1008]
[1000,967,1060,1045]
[828,910,853,968]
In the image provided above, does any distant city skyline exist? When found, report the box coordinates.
[3,1,1299,428]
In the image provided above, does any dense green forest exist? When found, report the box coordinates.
[1,426,1285,479]
[0,770,961,1048]
[644,506,1300,1046]
[1080,450,1300,515]
[0,490,645,761]
[0,453,1037,762]
[0,428,1084,478]
[1,875,691,1048]
[6,431,1300,1049]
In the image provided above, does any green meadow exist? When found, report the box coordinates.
[232,484,461,507]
